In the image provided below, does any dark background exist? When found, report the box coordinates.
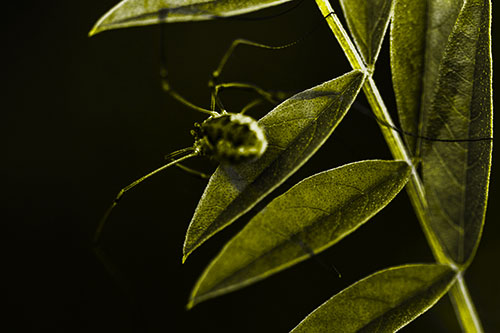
[6,1,499,332]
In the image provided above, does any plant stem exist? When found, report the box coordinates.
[449,274,484,332]
[313,0,484,331]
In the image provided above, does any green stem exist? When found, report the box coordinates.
[449,274,484,332]
[313,0,483,331]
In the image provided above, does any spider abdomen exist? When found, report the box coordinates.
[193,113,267,164]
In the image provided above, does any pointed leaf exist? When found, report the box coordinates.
[89,0,294,36]
[421,0,492,266]
[291,264,456,333]
[183,70,366,261]
[188,160,411,307]
[391,0,464,154]
[339,0,394,66]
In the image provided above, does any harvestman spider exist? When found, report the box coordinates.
[93,9,329,246]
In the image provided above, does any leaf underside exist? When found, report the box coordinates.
[89,0,294,36]
[340,0,394,67]
[420,0,492,266]
[188,160,411,307]
[391,0,465,155]
[183,70,365,262]
[291,264,456,333]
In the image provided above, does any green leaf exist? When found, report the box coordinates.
[421,0,492,266]
[291,264,457,333]
[183,70,366,262]
[188,160,411,308]
[339,0,394,66]
[89,0,294,36]
[391,0,464,154]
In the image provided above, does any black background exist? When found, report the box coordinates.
[6,1,499,332]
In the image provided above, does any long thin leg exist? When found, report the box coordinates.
[164,148,212,179]
[159,24,217,116]
[240,98,264,114]
[209,10,337,88]
[293,236,342,278]
[211,82,286,111]
[208,39,301,110]
[353,102,494,143]
[208,31,332,110]
[224,0,306,22]
[174,164,212,179]
[91,246,148,329]
[164,151,211,179]
[94,148,199,245]
[208,12,338,110]
[264,224,342,279]
[210,82,279,110]
[209,38,302,87]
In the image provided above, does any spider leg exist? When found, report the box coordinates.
[352,101,494,144]
[293,236,342,279]
[211,82,289,111]
[240,98,265,114]
[90,246,147,329]
[208,38,301,111]
[173,163,212,179]
[209,38,301,88]
[207,10,343,112]
[164,148,212,179]
[94,148,199,245]
[208,9,337,91]
[159,25,218,116]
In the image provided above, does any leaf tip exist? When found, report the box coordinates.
[88,25,100,37]
[185,298,195,310]
[187,284,204,310]
[182,247,193,264]
[182,236,203,263]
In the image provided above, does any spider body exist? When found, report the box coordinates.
[192,112,267,164]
